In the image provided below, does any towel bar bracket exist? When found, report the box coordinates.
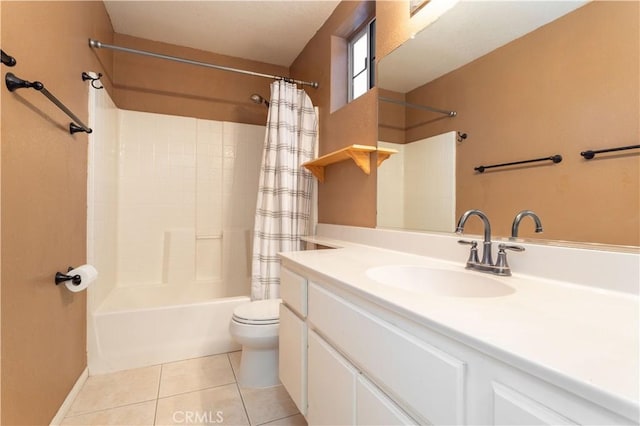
[6,72,43,91]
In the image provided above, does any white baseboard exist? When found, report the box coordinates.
[50,367,88,425]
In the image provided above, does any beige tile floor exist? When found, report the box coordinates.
[62,352,306,426]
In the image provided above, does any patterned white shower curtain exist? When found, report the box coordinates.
[251,80,318,300]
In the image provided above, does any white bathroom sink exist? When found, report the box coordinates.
[366,265,515,298]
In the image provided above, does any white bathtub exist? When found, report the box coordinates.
[89,283,249,374]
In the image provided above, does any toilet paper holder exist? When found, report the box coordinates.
[55,267,82,286]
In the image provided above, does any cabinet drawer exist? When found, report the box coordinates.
[279,305,307,415]
[308,282,466,425]
[280,267,307,317]
[357,375,418,426]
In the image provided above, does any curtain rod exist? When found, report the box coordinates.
[88,39,319,89]
[379,96,456,117]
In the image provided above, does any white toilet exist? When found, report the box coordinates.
[229,298,282,388]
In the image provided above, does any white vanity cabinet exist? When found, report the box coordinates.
[280,266,421,425]
[279,265,636,426]
[307,281,463,425]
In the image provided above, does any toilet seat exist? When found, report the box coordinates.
[232,298,281,325]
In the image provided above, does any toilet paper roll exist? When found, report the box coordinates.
[64,264,98,293]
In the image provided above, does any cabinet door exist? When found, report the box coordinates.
[357,375,418,426]
[279,304,307,415]
[308,330,357,426]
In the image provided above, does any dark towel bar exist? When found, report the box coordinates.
[475,155,562,173]
[580,144,640,160]
[5,72,92,134]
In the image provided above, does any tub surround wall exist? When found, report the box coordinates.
[87,96,263,374]
[0,2,114,424]
[115,110,263,292]
[87,87,119,315]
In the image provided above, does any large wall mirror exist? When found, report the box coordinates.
[377,1,639,247]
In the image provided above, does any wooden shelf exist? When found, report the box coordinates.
[303,144,397,182]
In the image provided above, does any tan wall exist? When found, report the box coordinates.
[291,0,378,227]
[0,2,113,424]
[376,1,639,246]
[111,33,288,125]
[376,0,424,60]
[378,88,406,144]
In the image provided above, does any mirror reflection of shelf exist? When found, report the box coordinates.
[376,147,397,167]
[303,144,398,183]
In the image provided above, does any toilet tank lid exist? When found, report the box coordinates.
[233,298,282,321]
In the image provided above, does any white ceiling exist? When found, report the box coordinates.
[379,1,588,93]
[103,1,340,67]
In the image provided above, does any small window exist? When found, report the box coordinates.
[348,19,375,102]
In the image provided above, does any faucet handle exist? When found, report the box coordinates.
[495,243,525,272]
[498,243,525,252]
[458,239,479,264]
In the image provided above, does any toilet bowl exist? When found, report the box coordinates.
[229,298,281,388]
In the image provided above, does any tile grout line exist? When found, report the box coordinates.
[255,413,303,426]
[155,354,236,401]
[228,352,253,425]
[155,380,238,401]
[63,399,159,420]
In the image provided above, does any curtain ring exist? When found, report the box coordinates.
[81,72,104,90]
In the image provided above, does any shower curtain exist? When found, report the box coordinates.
[251,80,317,300]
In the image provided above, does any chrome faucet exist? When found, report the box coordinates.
[456,209,524,276]
[511,210,543,239]
[456,209,493,265]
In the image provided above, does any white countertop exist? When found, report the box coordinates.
[280,238,640,420]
